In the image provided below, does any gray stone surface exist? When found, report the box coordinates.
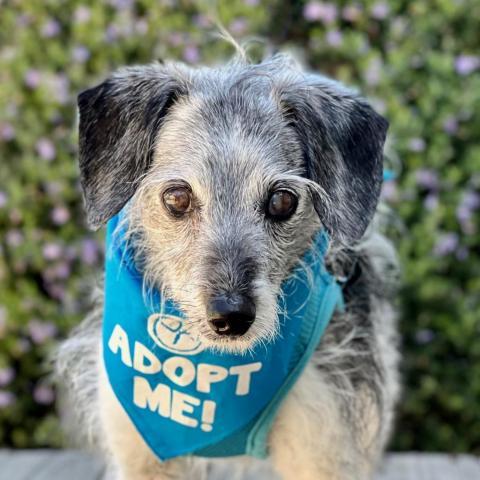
[0,450,104,480]
[0,450,479,479]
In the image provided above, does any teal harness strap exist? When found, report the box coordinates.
[247,280,343,457]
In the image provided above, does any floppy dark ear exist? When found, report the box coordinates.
[77,65,185,228]
[282,79,388,243]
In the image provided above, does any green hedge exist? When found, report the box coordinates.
[0,0,479,452]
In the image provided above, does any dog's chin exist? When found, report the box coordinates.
[195,322,277,355]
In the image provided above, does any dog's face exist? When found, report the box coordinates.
[126,93,321,351]
[77,56,388,352]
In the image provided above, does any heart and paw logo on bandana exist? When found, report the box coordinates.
[147,314,205,356]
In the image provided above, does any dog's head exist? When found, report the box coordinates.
[78,55,388,352]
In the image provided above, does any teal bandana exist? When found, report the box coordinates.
[103,212,344,462]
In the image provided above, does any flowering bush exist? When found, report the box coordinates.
[0,0,479,452]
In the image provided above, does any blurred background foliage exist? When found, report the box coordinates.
[0,0,479,452]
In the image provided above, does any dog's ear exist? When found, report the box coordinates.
[282,78,388,244]
[77,65,185,228]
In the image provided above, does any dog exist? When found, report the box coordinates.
[56,53,400,480]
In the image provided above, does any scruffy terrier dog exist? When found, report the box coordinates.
[56,53,400,480]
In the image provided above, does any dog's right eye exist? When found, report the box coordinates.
[162,186,192,217]
[266,190,298,221]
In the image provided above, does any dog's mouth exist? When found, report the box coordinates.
[190,313,279,355]
[196,325,258,354]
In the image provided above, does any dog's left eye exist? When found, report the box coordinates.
[162,186,192,217]
[266,190,298,221]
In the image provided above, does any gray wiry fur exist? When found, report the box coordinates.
[56,54,400,480]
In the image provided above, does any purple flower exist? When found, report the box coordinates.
[364,58,382,86]
[391,17,408,36]
[54,261,71,279]
[33,385,55,405]
[371,2,390,19]
[81,238,100,265]
[46,283,66,301]
[342,5,362,21]
[6,230,23,248]
[230,18,248,35]
[44,262,71,281]
[168,32,183,47]
[108,0,134,10]
[456,205,472,223]
[36,138,56,161]
[415,168,438,190]
[105,24,120,42]
[454,55,480,75]
[0,123,15,141]
[230,19,249,36]
[415,329,435,345]
[0,391,15,408]
[456,246,469,261]
[42,242,63,260]
[303,2,338,24]
[72,45,90,63]
[47,73,70,105]
[41,19,61,38]
[73,6,91,24]
[0,191,7,208]
[135,19,148,35]
[326,30,343,47]
[24,69,42,89]
[408,137,426,152]
[183,45,200,64]
[443,116,459,135]
[42,266,56,282]
[244,0,259,5]
[461,191,480,210]
[380,181,397,202]
[65,245,79,261]
[0,368,15,387]
[193,14,211,28]
[433,233,459,256]
[424,193,439,211]
[45,181,63,196]
[16,14,32,27]
[456,191,480,233]
[51,205,71,225]
[27,320,57,344]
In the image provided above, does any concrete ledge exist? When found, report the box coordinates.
[0,450,479,480]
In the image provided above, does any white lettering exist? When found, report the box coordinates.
[133,376,171,417]
[108,324,132,367]
[196,363,228,393]
[229,362,262,395]
[170,390,200,428]
[163,357,195,387]
[133,341,162,374]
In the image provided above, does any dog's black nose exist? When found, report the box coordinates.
[207,294,256,336]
